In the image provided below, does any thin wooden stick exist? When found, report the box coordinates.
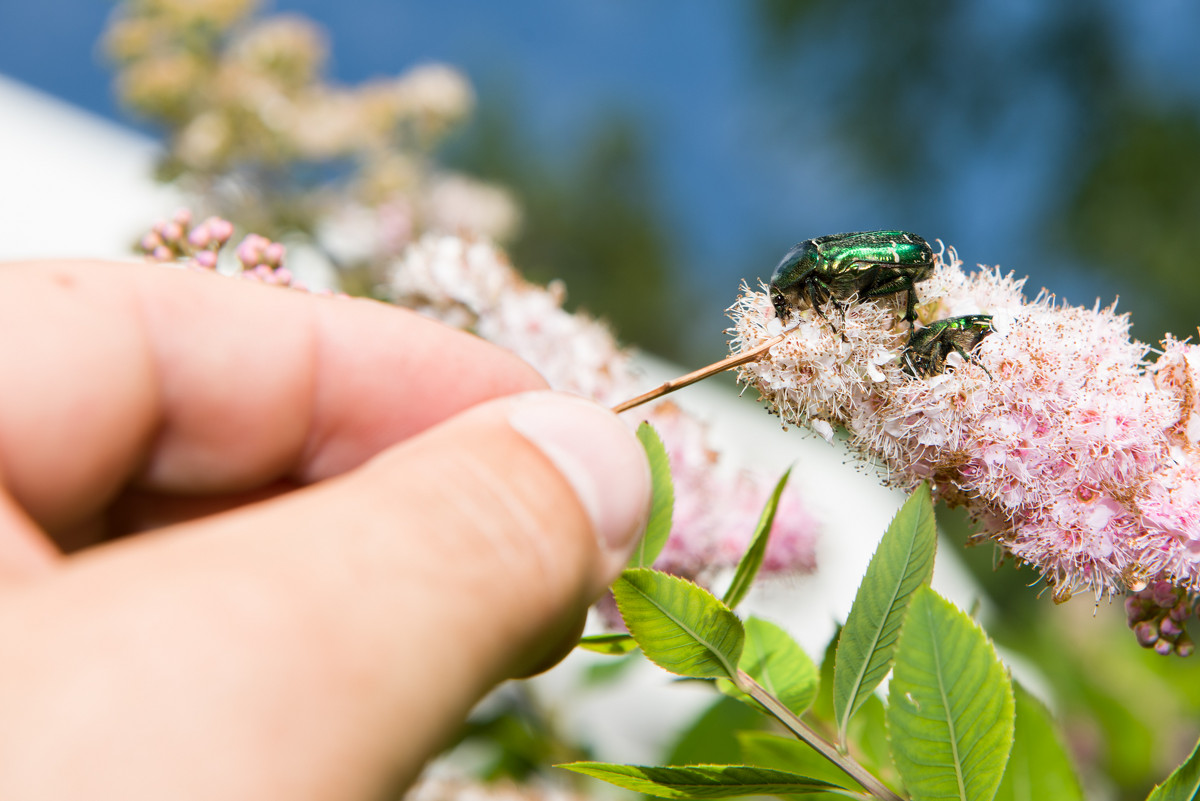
[611,331,789,414]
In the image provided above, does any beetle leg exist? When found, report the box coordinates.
[902,349,924,377]
[807,280,848,341]
[930,344,947,376]
[951,342,994,380]
[860,273,920,326]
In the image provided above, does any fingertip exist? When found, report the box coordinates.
[506,393,651,581]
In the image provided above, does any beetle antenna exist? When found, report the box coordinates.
[612,329,791,414]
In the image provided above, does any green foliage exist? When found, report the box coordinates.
[571,487,1112,801]
[668,696,769,767]
[1147,735,1200,801]
[576,633,637,655]
[613,568,744,680]
[887,586,1014,801]
[737,731,866,795]
[723,468,792,610]
[558,763,846,798]
[580,650,640,686]
[810,625,840,726]
[720,616,818,717]
[630,422,674,569]
[995,684,1083,801]
[833,482,937,744]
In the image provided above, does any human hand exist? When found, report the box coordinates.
[0,261,651,800]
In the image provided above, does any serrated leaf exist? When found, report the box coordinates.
[834,482,937,742]
[719,617,817,716]
[613,568,744,679]
[888,586,1014,801]
[559,762,845,798]
[723,468,792,609]
[737,731,865,794]
[1147,735,1200,800]
[630,423,674,569]
[994,683,1082,801]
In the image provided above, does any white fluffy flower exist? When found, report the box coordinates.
[731,247,1200,635]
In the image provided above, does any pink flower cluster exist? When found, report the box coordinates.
[730,248,1200,654]
[139,210,302,289]
[389,235,819,590]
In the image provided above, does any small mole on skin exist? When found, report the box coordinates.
[51,273,76,289]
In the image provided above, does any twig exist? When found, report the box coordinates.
[611,331,789,414]
[737,670,904,801]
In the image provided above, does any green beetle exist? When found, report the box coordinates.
[769,230,936,331]
[902,314,995,378]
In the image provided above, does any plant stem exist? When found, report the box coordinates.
[611,331,788,414]
[736,670,904,801]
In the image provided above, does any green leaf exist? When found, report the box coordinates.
[1147,734,1200,800]
[887,586,1014,801]
[847,693,897,788]
[668,695,767,767]
[576,632,638,655]
[559,762,846,798]
[629,423,674,569]
[582,650,640,685]
[995,684,1083,801]
[737,731,865,794]
[834,482,937,742]
[723,468,792,609]
[810,626,839,726]
[719,617,817,717]
[613,568,744,679]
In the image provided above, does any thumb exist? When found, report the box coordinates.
[0,391,651,801]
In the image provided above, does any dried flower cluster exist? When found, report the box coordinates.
[105,0,518,284]
[389,235,819,588]
[731,248,1200,653]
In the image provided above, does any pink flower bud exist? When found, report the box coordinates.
[207,217,234,244]
[263,242,286,267]
[188,227,212,249]
[1134,620,1160,648]
[236,235,266,268]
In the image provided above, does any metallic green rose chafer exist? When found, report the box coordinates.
[903,314,994,378]
[769,230,935,330]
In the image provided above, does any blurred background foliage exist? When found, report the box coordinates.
[5,1,1200,798]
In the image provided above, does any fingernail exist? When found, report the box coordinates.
[508,392,651,560]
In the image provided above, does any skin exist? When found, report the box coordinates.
[0,260,650,801]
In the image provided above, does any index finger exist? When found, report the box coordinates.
[0,260,546,535]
